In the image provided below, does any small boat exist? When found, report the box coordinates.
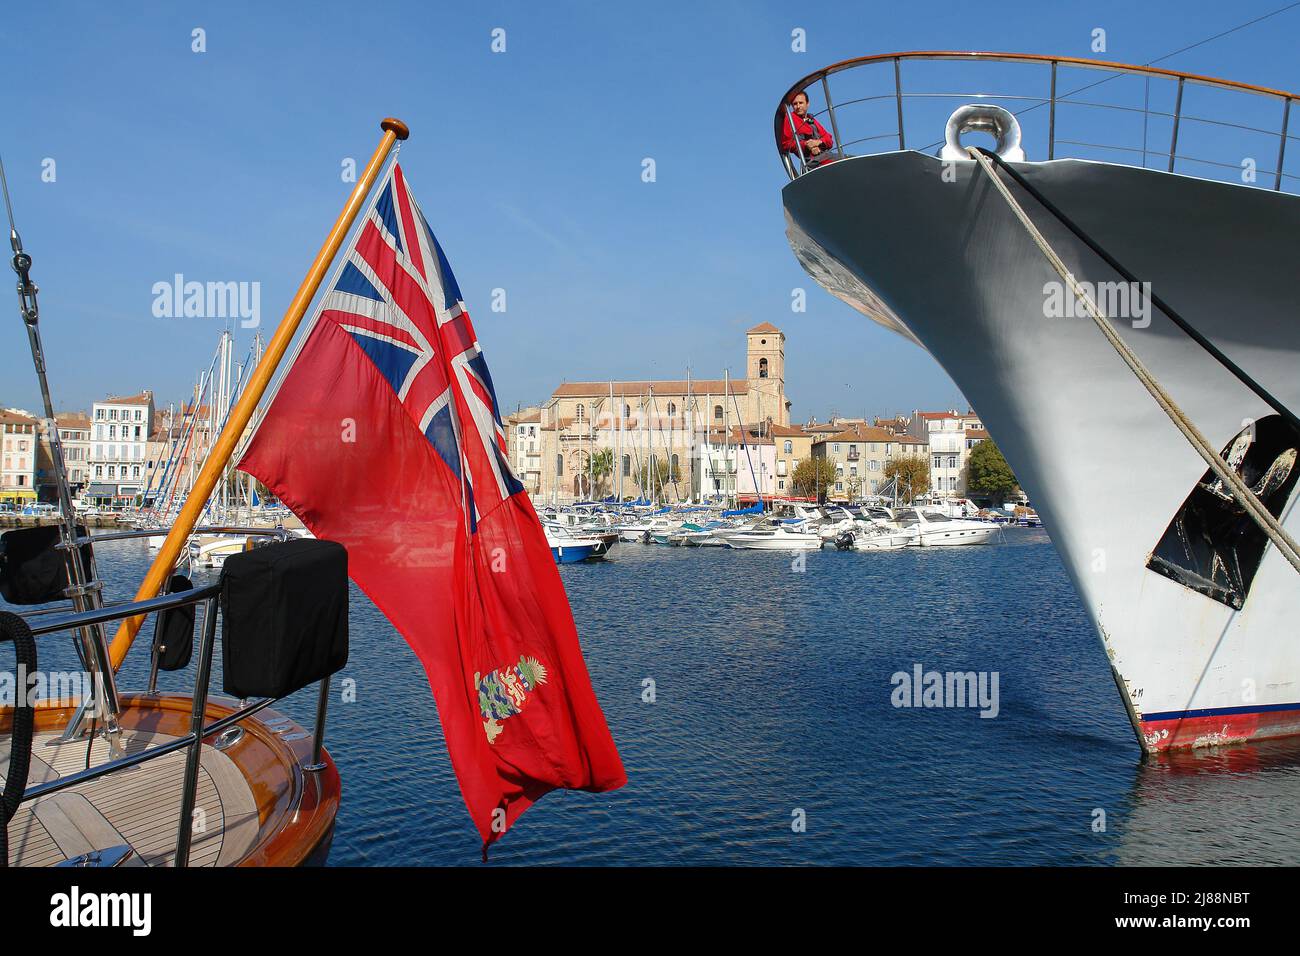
[1015,508,1043,528]
[843,527,916,551]
[623,516,680,543]
[545,524,610,563]
[677,520,731,546]
[722,520,823,551]
[889,508,999,547]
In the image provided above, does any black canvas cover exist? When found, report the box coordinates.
[219,539,348,699]
[152,574,196,672]
[0,525,93,606]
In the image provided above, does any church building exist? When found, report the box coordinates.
[508,323,792,503]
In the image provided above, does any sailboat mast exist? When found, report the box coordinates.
[648,383,656,504]
[705,389,712,502]
[685,367,693,503]
[723,370,730,509]
[613,381,620,503]
[221,328,232,515]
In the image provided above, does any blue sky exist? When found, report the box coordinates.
[3,0,1296,423]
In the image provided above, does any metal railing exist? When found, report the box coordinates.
[11,578,333,867]
[82,525,300,544]
[31,525,298,746]
[775,52,1299,192]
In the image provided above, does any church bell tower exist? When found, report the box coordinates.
[745,323,788,428]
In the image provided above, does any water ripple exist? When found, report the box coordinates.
[8,530,1299,865]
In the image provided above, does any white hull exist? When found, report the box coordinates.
[189,534,248,569]
[915,526,998,547]
[785,151,1300,752]
[853,532,913,551]
[723,529,823,551]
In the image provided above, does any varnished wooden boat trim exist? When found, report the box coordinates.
[1,693,340,867]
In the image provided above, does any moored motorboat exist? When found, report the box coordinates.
[722,520,823,551]
[892,508,999,547]
[545,523,611,563]
[844,527,916,551]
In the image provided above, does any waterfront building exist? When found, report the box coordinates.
[34,412,94,500]
[1,409,39,504]
[770,423,814,499]
[532,324,792,504]
[810,423,906,500]
[693,424,777,503]
[87,390,156,503]
[907,409,986,499]
[504,407,544,495]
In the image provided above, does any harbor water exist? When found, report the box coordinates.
[13,529,1300,866]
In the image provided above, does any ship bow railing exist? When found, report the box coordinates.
[776,52,1299,193]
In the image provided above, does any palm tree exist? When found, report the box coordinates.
[590,448,614,498]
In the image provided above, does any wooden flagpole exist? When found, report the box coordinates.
[108,117,410,670]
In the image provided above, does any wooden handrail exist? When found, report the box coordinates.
[777,51,1300,110]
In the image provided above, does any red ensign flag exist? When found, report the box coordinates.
[239,163,625,852]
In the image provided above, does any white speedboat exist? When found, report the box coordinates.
[892,508,998,547]
[851,528,916,551]
[722,520,823,551]
[778,52,1300,753]
[813,507,859,542]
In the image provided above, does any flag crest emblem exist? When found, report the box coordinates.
[477,656,549,744]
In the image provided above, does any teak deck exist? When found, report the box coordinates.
[1,695,339,867]
[3,729,258,866]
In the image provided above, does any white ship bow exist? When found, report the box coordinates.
[777,53,1300,752]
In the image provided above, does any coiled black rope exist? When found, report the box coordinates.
[0,611,37,868]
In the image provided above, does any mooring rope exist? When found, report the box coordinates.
[973,147,1300,435]
[966,144,1300,576]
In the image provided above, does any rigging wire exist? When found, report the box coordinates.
[0,152,18,237]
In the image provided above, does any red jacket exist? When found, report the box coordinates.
[780,111,833,156]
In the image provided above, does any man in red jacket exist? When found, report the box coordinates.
[780,91,835,168]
